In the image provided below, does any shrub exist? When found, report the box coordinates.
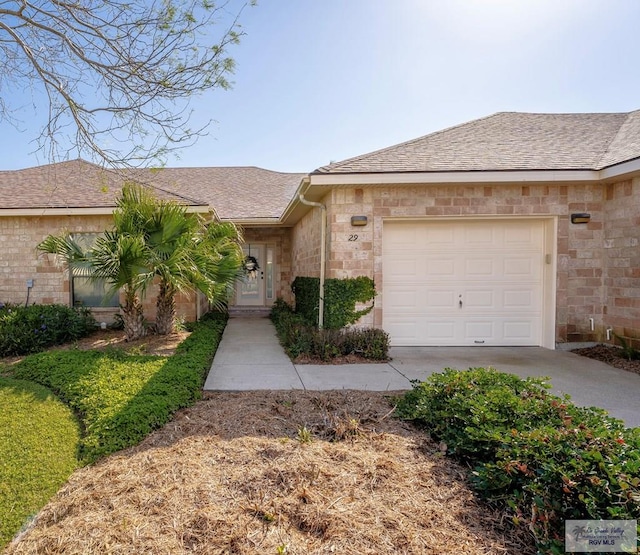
[292,276,376,329]
[397,368,640,554]
[0,303,95,357]
[270,299,389,361]
[11,313,227,463]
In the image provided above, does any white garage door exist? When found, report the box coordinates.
[383,219,545,346]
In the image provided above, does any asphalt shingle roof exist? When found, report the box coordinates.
[0,160,305,219]
[3,109,640,215]
[315,110,640,174]
[129,167,305,220]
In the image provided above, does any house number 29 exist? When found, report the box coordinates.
[348,234,359,241]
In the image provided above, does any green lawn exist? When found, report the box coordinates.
[1,313,228,550]
[0,376,80,548]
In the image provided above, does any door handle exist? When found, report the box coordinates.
[459,299,462,308]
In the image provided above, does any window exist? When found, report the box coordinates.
[266,247,274,301]
[71,233,119,308]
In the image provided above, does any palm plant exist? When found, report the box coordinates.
[39,182,243,339]
[118,183,243,335]
[90,230,150,340]
[38,230,150,341]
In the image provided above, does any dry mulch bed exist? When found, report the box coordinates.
[6,390,536,554]
[571,344,640,376]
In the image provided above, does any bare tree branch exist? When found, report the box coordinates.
[0,0,252,167]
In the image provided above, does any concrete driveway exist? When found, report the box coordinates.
[388,346,640,428]
[204,317,640,427]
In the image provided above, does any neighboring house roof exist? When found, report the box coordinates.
[314,110,640,174]
[0,159,203,210]
[130,167,306,221]
[0,159,305,220]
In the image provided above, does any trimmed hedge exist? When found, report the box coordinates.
[0,303,96,357]
[292,276,375,329]
[11,312,227,463]
[397,368,640,554]
[270,299,389,361]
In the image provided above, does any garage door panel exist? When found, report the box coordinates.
[503,320,538,341]
[385,257,420,279]
[464,290,494,308]
[503,289,536,309]
[426,226,456,245]
[384,287,420,310]
[385,319,423,344]
[464,258,494,277]
[464,320,494,339]
[504,257,539,277]
[425,321,456,340]
[463,225,494,245]
[427,290,456,307]
[383,219,546,346]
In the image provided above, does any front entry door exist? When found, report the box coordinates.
[236,245,265,306]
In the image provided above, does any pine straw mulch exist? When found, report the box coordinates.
[5,390,536,555]
[571,344,640,376]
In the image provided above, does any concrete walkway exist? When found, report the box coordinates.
[204,317,640,428]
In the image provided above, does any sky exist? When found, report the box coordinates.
[1,0,640,172]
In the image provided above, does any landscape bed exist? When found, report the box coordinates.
[4,390,535,555]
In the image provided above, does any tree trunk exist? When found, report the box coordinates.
[122,290,145,341]
[155,281,176,335]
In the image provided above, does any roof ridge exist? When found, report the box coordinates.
[0,158,105,175]
[595,109,640,169]
[146,165,306,176]
[126,173,210,207]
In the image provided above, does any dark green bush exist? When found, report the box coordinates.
[292,276,376,329]
[11,313,227,463]
[270,299,389,361]
[0,303,95,356]
[397,368,640,554]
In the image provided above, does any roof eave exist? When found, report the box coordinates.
[599,157,640,181]
[0,205,210,217]
[308,169,603,186]
[222,217,289,227]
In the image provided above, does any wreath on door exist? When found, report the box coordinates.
[243,245,260,280]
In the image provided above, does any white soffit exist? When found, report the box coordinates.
[309,169,601,186]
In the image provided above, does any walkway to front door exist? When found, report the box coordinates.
[204,316,640,428]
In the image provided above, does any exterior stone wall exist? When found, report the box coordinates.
[0,214,197,323]
[0,214,114,315]
[602,178,640,347]
[290,205,323,282]
[318,181,640,344]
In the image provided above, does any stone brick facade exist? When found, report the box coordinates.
[0,214,197,323]
[290,206,322,281]
[602,178,640,347]
[287,179,640,345]
[3,175,639,346]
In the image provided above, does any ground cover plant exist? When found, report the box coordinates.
[0,377,80,548]
[270,299,389,362]
[4,391,536,554]
[397,368,640,554]
[10,312,227,464]
[0,303,95,357]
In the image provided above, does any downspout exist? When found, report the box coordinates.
[298,193,326,329]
